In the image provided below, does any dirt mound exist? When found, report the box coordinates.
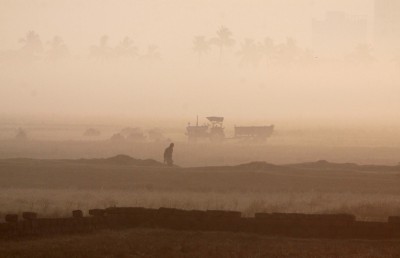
[289,160,400,172]
[289,160,360,170]
[234,161,281,171]
[78,155,164,167]
[105,154,141,164]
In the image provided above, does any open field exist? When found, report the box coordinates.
[1,188,400,222]
[0,156,399,222]
[3,123,400,168]
[2,135,400,167]
[1,228,400,258]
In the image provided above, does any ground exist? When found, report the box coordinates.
[0,157,399,221]
[0,156,399,257]
[1,228,400,258]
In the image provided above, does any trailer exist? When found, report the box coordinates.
[234,125,274,141]
[186,116,274,143]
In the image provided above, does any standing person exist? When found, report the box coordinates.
[164,143,174,166]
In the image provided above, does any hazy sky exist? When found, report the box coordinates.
[0,0,374,51]
[1,0,399,127]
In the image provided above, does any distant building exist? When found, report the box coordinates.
[312,11,368,58]
[374,0,400,55]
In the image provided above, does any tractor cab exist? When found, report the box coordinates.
[206,116,225,142]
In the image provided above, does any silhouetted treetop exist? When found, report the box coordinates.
[210,26,236,62]
[47,36,69,61]
[193,36,210,64]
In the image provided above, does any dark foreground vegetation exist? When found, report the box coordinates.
[1,206,400,240]
[0,228,400,258]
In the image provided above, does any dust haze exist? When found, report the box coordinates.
[1,0,399,123]
[1,1,400,256]
[1,0,400,163]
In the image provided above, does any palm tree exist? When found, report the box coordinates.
[141,44,161,63]
[19,31,43,59]
[347,44,375,64]
[277,37,300,64]
[100,35,109,48]
[259,37,276,65]
[47,36,69,62]
[90,35,112,61]
[193,36,210,64]
[237,38,263,68]
[115,36,138,59]
[210,26,235,63]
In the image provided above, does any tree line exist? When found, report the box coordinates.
[0,31,161,64]
[193,26,379,68]
[0,27,392,67]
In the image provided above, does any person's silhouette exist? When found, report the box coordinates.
[164,143,174,166]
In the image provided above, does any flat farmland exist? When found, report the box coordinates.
[0,156,399,221]
[1,228,400,258]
